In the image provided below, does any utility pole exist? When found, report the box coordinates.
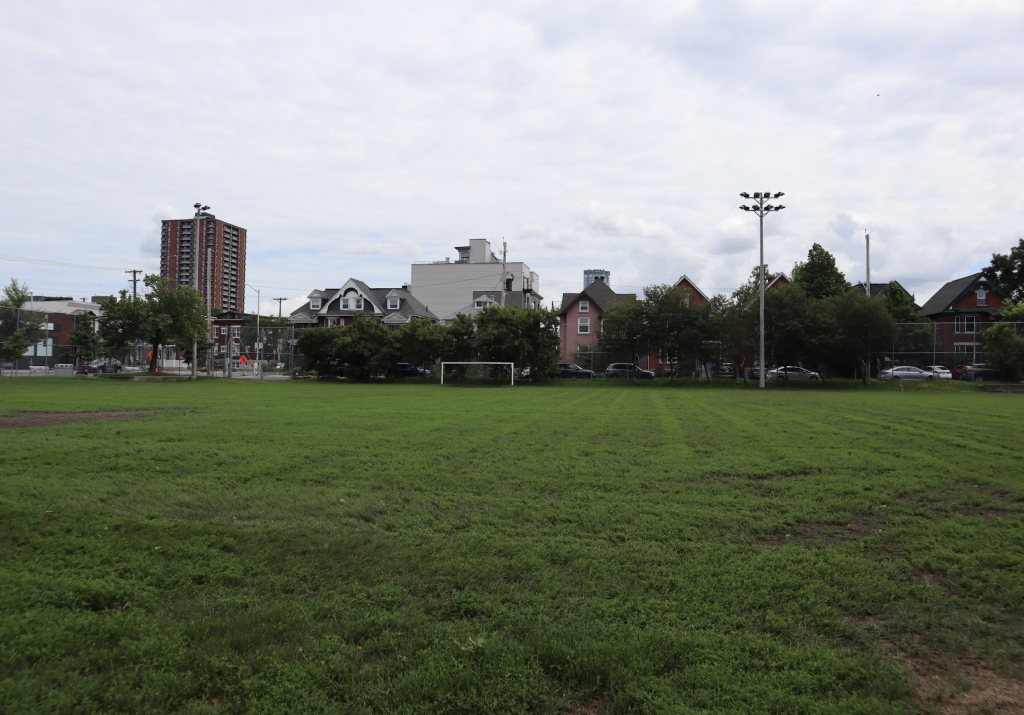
[739,192,786,389]
[272,297,287,318]
[865,232,871,295]
[500,240,507,307]
[125,269,142,299]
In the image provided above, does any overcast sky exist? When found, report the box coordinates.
[2,0,1022,314]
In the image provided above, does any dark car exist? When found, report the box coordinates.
[87,358,123,374]
[717,363,737,378]
[390,363,429,378]
[960,364,1001,381]
[605,362,655,380]
[559,363,595,379]
[950,364,970,380]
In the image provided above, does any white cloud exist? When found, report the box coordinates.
[1,1,1023,303]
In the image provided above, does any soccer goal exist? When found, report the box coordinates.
[440,362,515,386]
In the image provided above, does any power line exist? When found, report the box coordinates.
[0,252,127,271]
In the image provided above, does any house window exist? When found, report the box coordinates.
[965,315,976,333]
[230,326,240,338]
[579,300,589,313]
[355,298,363,310]
[310,299,321,310]
[388,298,399,310]
[578,317,590,334]
[342,298,349,309]
[977,288,987,306]
[213,327,219,338]
[475,300,486,308]
[329,318,338,326]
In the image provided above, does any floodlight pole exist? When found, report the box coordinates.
[739,192,786,389]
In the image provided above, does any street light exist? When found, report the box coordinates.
[245,284,261,379]
[739,191,786,388]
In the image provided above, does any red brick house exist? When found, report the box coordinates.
[641,275,710,372]
[918,273,1008,364]
[558,277,635,363]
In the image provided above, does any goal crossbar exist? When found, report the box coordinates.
[440,362,515,386]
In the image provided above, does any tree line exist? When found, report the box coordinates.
[298,306,561,380]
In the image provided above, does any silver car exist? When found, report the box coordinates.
[922,365,952,380]
[879,366,934,382]
[766,366,821,381]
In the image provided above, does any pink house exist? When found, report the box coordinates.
[558,277,636,362]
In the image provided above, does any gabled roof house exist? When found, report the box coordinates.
[558,276,635,362]
[289,279,438,329]
[918,272,1008,364]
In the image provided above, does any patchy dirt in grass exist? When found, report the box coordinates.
[757,514,885,546]
[565,697,605,714]
[0,410,154,430]
[894,650,1023,714]
[900,485,1020,521]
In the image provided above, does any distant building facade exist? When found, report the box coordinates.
[160,207,247,313]
[583,269,610,289]
[409,239,542,320]
[289,279,438,329]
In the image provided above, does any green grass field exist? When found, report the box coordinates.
[1,379,1022,714]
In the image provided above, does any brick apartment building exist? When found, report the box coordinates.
[160,205,246,313]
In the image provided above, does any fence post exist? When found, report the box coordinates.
[290,325,295,380]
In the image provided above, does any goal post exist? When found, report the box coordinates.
[440,362,515,386]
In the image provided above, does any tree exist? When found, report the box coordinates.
[998,300,1024,323]
[333,316,400,380]
[731,264,774,308]
[981,322,1024,382]
[70,315,99,362]
[882,281,931,357]
[297,326,344,376]
[473,306,561,380]
[399,318,447,376]
[2,328,30,376]
[642,284,686,376]
[983,238,1024,303]
[98,277,208,373]
[882,282,924,323]
[792,243,850,300]
[443,314,477,363]
[763,284,837,376]
[1,279,44,347]
[600,300,648,377]
[828,290,898,384]
[98,291,149,357]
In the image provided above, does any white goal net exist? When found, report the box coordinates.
[440,362,515,386]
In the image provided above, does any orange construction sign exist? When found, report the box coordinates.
[239,356,248,365]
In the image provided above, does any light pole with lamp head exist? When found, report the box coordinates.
[245,284,261,378]
[739,192,785,388]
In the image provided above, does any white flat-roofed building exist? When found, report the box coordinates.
[409,238,542,320]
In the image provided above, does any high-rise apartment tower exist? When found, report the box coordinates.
[160,205,247,313]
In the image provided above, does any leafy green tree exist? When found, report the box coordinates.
[98,290,149,358]
[1,279,44,346]
[473,306,561,380]
[763,284,837,375]
[882,281,931,356]
[297,326,344,376]
[731,264,774,308]
[600,300,648,372]
[981,322,1024,382]
[983,238,1024,303]
[399,318,447,376]
[828,290,898,384]
[98,277,208,373]
[70,315,99,362]
[2,328,30,376]
[333,316,400,380]
[882,282,924,323]
[443,314,477,362]
[998,300,1024,322]
[792,243,850,300]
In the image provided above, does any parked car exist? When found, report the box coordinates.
[87,358,123,374]
[922,365,952,380]
[559,363,595,379]
[606,363,655,380]
[878,366,934,382]
[950,364,970,380]
[960,364,1001,381]
[390,363,429,378]
[766,366,821,381]
[717,363,737,378]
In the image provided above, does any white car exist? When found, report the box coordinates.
[766,366,821,381]
[879,366,935,382]
[922,365,952,380]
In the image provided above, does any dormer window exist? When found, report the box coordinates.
[579,300,589,313]
[310,298,321,311]
[977,287,987,306]
[388,298,399,310]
